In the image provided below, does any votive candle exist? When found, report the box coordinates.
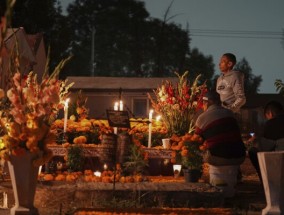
[94,171,101,177]
[63,98,70,133]
[148,109,153,148]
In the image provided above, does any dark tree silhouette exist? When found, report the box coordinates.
[234,58,262,95]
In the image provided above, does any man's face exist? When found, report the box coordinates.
[219,56,233,73]
[265,111,273,120]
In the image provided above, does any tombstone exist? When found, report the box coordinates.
[258,151,284,215]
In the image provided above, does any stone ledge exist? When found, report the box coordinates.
[33,179,224,214]
[1,177,224,215]
[41,181,218,192]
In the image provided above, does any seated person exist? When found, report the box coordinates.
[194,91,246,166]
[248,100,284,182]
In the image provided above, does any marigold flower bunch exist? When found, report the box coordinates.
[169,133,205,170]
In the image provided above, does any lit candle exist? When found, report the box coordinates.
[148,109,153,148]
[156,115,161,124]
[38,165,42,176]
[114,102,119,111]
[113,102,118,134]
[63,98,70,133]
[94,171,101,177]
[103,164,108,170]
[3,192,7,208]
[119,100,123,111]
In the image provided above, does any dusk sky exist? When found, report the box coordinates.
[61,0,284,93]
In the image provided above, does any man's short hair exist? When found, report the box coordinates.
[223,53,237,66]
[203,91,221,105]
[264,100,284,116]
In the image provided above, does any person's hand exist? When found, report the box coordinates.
[248,133,256,142]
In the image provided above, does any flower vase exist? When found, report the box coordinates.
[183,169,201,182]
[8,152,39,215]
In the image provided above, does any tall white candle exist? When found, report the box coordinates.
[3,192,7,208]
[63,98,70,133]
[148,109,153,148]
[119,100,123,111]
[114,102,118,134]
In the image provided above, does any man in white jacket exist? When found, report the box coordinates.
[216,53,246,113]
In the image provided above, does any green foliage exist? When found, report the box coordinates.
[9,0,217,80]
[67,145,84,172]
[275,79,284,95]
[234,58,262,95]
[184,48,215,88]
[123,144,148,175]
[181,141,203,170]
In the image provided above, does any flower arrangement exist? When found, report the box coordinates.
[170,133,205,170]
[129,118,168,148]
[51,90,113,145]
[180,138,204,170]
[149,71,207,136]
[0,55,73,166]
[52,118,112,145]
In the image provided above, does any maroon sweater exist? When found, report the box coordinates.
[195,105,246,159]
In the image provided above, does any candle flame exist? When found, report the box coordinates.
[156,115,161,121]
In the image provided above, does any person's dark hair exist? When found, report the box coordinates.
[203,91,221,105]
[264,100,284,117]
[223,53,237,66]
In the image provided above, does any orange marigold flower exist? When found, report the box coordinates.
[181,149,188,157]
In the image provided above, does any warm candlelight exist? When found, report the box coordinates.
[119,100,123,111]
[148,109,154,148]
[114,102,119,111]
[103,163,108,170]
[113,102,118,134]
[156,115,161,121]
[94,171,101,177]
[38,165,42,176]
[63,98,70,133]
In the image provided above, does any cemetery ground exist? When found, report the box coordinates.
[0,155,266,215]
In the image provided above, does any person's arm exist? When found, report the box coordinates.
[230,72,246,112]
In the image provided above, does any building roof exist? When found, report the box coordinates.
[4,28,36,63]
[244,94,284,108]
[67,76,179,90]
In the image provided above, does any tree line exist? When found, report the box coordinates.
[8,0,261,94]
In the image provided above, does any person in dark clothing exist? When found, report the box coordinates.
[262,101,284,140]
[248,100,284,182]
[195,91,246,166]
